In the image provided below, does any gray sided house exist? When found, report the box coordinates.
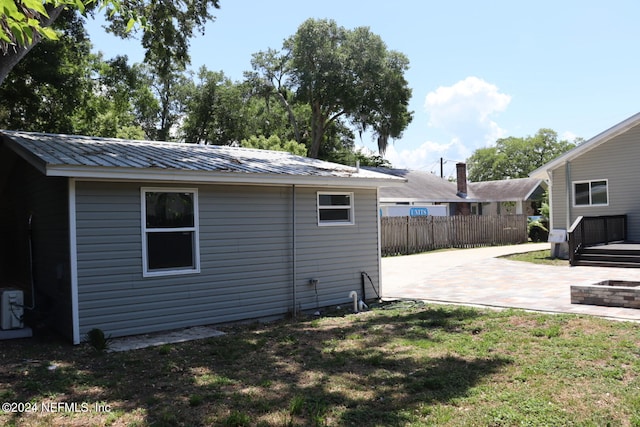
[0,131,403,344]
[531,112,640,259]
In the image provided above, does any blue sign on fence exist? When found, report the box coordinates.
[409,207,429,217]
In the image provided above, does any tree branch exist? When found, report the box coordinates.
[0,5,65,85]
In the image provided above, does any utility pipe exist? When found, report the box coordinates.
[349,290,358,313]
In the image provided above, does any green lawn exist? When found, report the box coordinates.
[502,249,568,266]
[1,301,639,426]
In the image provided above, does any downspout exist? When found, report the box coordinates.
[565,161,572,230]
[68,178,80,344]
[292,184,297,318]
[375,187,382,297]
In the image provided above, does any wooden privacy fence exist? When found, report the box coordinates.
[381,214,528,256]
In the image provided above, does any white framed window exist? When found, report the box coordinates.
[141,188,200,277]
[317,192,354,226]
[573,179,609,207]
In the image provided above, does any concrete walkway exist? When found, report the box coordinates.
[381,243,640,321]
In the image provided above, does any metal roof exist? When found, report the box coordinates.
[1,130,404,187]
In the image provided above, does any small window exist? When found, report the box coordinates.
[142,188,200,277]
[317,192,354,226]
[573,180,608,206]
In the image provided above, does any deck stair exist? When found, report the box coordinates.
[574,243,640,268]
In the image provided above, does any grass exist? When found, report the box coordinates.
[2,301,640,426]
[502,249,568,266]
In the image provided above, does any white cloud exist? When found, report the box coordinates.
[378,76,512,171]
[425,76,511,149]
[385,139,460,171]
[561,131,578,142]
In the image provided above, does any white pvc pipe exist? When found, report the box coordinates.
[349,291,358,313]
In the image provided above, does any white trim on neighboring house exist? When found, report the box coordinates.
[68,178,80,344]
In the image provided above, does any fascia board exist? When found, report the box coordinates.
[45,165,406,188]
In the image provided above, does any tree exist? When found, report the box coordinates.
[0,9,94,133]
[74,56,156,139]
[467,129,577,182]
[0,0,220,89]
[181,68,247,144]
[0,0,136,85]
[245,49,301,144]
[107,0,221,141]
[252,19,413,159]
[240,135,307,156]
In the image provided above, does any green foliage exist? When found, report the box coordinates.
[251,18,413,158]
[240,135,307,156]
[467,128,576,182]
[0,9,93,133]
[223,411,251,426]
[181,68,247,144]
[75,56,156,138]
[85,328,112,352]
[0,13,154,139]
[0,1,68,48]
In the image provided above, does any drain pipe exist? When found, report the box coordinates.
[292,185,297,318]
[25,214,36,310]
[349,291,358,313]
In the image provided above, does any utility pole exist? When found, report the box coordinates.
[440,157,444,178]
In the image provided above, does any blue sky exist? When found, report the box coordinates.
[86,1,640,177]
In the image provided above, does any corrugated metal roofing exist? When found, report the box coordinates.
[1,130,404,186]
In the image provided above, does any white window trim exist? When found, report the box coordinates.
[572,179,609,207]
[317,191,355,226]
[141,187,201,277]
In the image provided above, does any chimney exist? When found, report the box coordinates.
[456,162,468,197]
[455,162,471,216]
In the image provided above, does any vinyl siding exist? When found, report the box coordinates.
[75,182,381,338]
[550,166,568,230]
[294,187,380,311]
[550,122,640,240]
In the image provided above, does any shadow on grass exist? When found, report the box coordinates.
[0,303,512,426]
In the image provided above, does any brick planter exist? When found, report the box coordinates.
[571,281,640,309]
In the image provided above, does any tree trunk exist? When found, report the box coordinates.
[308,102,324,158]
[275,90,301,144]
[0,5,65,86]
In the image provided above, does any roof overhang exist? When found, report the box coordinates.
[45,164,407,188]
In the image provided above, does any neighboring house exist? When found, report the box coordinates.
[0,131,403,344]
[468,178,547,216]
[367,164,546,217]
[530,112,640,260]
